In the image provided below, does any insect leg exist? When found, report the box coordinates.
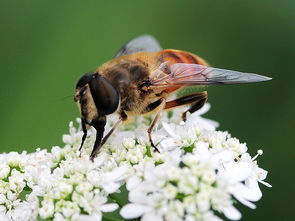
[79,118,87,151]
[147,98,166,152]
[89,116,107,161]
[164,91,208,121]
[89,111,127,161]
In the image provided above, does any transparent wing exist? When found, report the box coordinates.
[115,35,162,58]
[149,63,271,88]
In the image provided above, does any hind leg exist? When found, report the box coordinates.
[164,91,208,121]
[147,98,166,152]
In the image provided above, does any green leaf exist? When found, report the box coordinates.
[37,215,53,221]
[103,209,124,221]
[167,110,173,119]
[145,145,152,157]
[176,193,186,201]
[183,144,195,153]
[108,184,129,207]
[19,185,33,201]
[105,185,130,221]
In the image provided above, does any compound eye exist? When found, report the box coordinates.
[89,74,119,115]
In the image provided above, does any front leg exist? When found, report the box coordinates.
[89,111,127,161]
[89,116,107,161]
[79,118,88,152]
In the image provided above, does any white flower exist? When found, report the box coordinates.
[61,201,80,218]
[0,103,271,221]
[74,213,102,221]
[163,184,178,199]
[39,199,55,219]
[0,164,10,179]
[0,214,10,221]
[120,107,271,220]
[186,103,219,131]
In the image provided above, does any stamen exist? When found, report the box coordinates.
[252,149,263,161]
[259,180,272,188]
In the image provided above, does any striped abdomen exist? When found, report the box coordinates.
[155,49,208,93]
[159,49,208,66]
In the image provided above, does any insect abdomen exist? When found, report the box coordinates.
[160,49,208,66]
[156,50,208,95]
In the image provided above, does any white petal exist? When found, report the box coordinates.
[53,212,66,221]
[11,203,33,221]
[101,203,119,212]
[120,204,147,219]
[223,206,241,220]
[142,211,163,221]
[225,162,252,182]
[194,142,211,161]
[129,187,149,204]
[127,175,142,191]
[203,211,223,221]
[107,165,128,181]
[76,214,102,221]
[188,117,219,131]
[0,194,6,204]
[160,138,181,149]
[0,214,10,221]
[91,153,107,167]
[256,168,268,180]
[103,182,121,193]
[162,122,179,138]
[0,206,6,213]
[211,150,234,168]
[234,194,256,209]
[195,103,211,115]
[200,118,219,130]
[235,181,262,201]
[245,178,262,201]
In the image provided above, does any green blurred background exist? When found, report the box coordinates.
[0,0,294,220]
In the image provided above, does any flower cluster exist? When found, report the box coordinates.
[0,104,271,221]
[37,145,124,221]
[0,150,48,221]
[121,133,270,221]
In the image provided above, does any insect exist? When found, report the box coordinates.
[74,35,271,160]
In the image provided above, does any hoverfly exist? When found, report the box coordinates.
[74,35,271,160]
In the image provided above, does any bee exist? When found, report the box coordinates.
[74,35,271,160]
